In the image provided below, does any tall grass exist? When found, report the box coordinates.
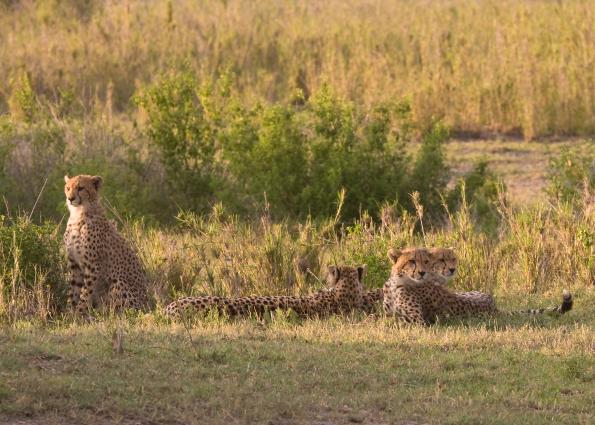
[0,0,593,138]
[1,187,592,323]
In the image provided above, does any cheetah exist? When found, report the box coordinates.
[427,247,457,281]
[64,175,148,314]
[360,246,458,314]
[383,247,572,325]
[164,265,366,319]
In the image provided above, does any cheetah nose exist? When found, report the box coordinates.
[68,196,76,202]
[419,271,426,277]
[449,268,456,273]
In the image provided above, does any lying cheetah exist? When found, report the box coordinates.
[361,247,458,314]
[64,175,148,314]
[164,265,366,319]
[383,247,573,325]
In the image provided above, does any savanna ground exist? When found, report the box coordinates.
[1,0,594,424]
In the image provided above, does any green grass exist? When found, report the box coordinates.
[1,305,593,424]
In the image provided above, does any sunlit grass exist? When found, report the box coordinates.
[1,0,593,138]
[1,312,593,424]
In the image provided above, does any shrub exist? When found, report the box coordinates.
[0,216,65,319]
[136,70,219,212]
[447,161,504,232]
[405,121,450,215]
[139,73,451,221]
[0,119,66,219]
[547,143,595,204]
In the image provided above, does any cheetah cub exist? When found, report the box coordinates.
[64,175,148,314]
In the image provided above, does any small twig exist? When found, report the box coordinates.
[3,195,11,220]
[102,196,126,227]
[411,191,427,246]
[29,176,49,221]
[306,268,323,285]
[181,315,198,349]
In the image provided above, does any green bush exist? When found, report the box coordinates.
[139,72,451,221]
[0,216,66,314]
[136,71,220,212]
[547,143,595,204]
[405,121,450,216]
[447,161,504,232]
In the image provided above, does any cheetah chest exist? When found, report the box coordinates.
[65,223,85,265]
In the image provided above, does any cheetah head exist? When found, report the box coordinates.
[427,247,457,280]
[387,247,430,283]
[326,264,366,291]
[64,175,103,208]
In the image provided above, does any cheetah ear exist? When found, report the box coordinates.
[357,265,367,281]
[64,175,70,183]
[91,175,103,190]
[327,265,340,285]
[387,248,402,264]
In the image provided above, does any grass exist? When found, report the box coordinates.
[0,1,593,421]
[0,310,593,425]
[1,186,593,423]
[446,137,593,203]
[1,0,594,138]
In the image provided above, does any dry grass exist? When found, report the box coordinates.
[1,185,593,322]
[1,0,594,138]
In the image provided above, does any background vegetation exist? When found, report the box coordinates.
[1,0,594,139]
[0,1,593,423]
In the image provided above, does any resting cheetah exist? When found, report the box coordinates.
[64,175,148,314]
[360,247,458,314]
[383,247,573,325]
[164,265,366,319]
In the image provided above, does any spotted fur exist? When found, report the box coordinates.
[63,175,148,314]
[427,247,457,281]
[383,247,573,325]
[360,247,457,313]
[164,265,366,319]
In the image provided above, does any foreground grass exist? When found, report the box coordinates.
[1,292,593,425]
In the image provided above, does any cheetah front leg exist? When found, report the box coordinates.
[76,256,107,316]
[396,301,432,325]
[67,256,84,309]
[383,285,397,316]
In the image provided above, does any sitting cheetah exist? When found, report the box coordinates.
[383,247,573,325]
[360,246,457,314]
[164,265,366,319]
[64,175,148,314]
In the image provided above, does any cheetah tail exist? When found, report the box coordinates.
[512,289,573,316]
